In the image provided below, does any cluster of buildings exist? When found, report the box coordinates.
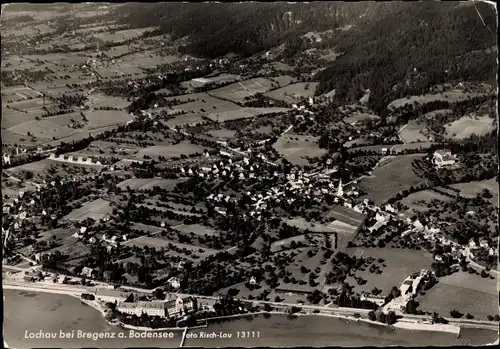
[383,269,433,315]
[49,153,102,165]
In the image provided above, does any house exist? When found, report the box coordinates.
[360,294,386,306]
[479,239,489,248]
[249,276,257,285]
[166,297,198,318]
[88,236,97,244]
[433,149,457,168]
[81,267,94,278]
[167,277,181,289]
[468,239,477,248]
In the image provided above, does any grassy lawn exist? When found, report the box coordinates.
[345,247,435,295]
[359,154,426,205]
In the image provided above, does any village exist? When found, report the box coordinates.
[2,3,498,346]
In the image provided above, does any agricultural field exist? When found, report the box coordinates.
[416,271,497,320]
[444,115,495,139]
[359,154,426,205]
[62,198,113,221]
[345,247,435,295]
[208,128,237,140]
[208,78,275,103]
[206,107,290,122]
[283,217,356,252]
[167,93,241,114]
[449,178,498,206]
[85,110,133,129]
[343,112,380,125]
[173,224,219,237]
[270,75,298,87]
[131,223,163,235]
[117,177,187,191]
[7,112,84,140]
[399,189,452,214]
[163,113,206,127]
[273,135,327,167]
[6,158,102,179]
[87,93,130,110]
[135,141,205,159]
[387,91,483,111]
[124,236,220,260]
[270,234,322,253]
[93,27,158,43]
[264,82,318,104]
[181,74,239,89]
[399,121,430,143]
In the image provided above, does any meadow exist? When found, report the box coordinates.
[416,271,497,320]
[444,115,495,139]
[264,82,318,104]
[62,198,113,221]
[345,247,435,295]
[359,154,426,204]
[273,135,326,167]
[135,141,205,159]
[208,78,275,103]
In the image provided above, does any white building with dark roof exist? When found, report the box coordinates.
[433,149,457,168]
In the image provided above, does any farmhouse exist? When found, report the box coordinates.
[433,149,457,168]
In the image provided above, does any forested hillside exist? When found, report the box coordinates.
[114,1,497,112]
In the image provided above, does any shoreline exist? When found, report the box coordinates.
[3,284,496,337]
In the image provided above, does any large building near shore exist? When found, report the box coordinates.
[117,296,197,318]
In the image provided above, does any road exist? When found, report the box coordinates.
[4,279,497,331]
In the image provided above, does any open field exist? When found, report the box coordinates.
[343,112,380,125]
[399,189,452,214]
[87,93,130,110]
[346,247,435,295]
[85,110,133,129]
[6,158,103,178]
[117,177,187,191]
[416,271,497,320]
[135,142,205,159]
[7,112,84,140]
[93,27,158,43]
[270,75,298,87]
[273,135,326,167]
[387,91,483,110]
[167,93,241,114]
[444,115,495,139]
[284,217,357,252]
[270,234,322,253]
[326,205,366,228]
[62,198,113,221]
[131,223,163,234]
[399,121,430,143]
[206,107,290,122]
[173,224,219,236]
[163,113,206,127]
[208,78,275,103]
[359,154,426,205]
[264,82,318,104]
[182,74,239,89]
[124,236,220,260]
[208,128,237,140]
[449,178,498,206]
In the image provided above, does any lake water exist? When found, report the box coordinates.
[3,290,496,348]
